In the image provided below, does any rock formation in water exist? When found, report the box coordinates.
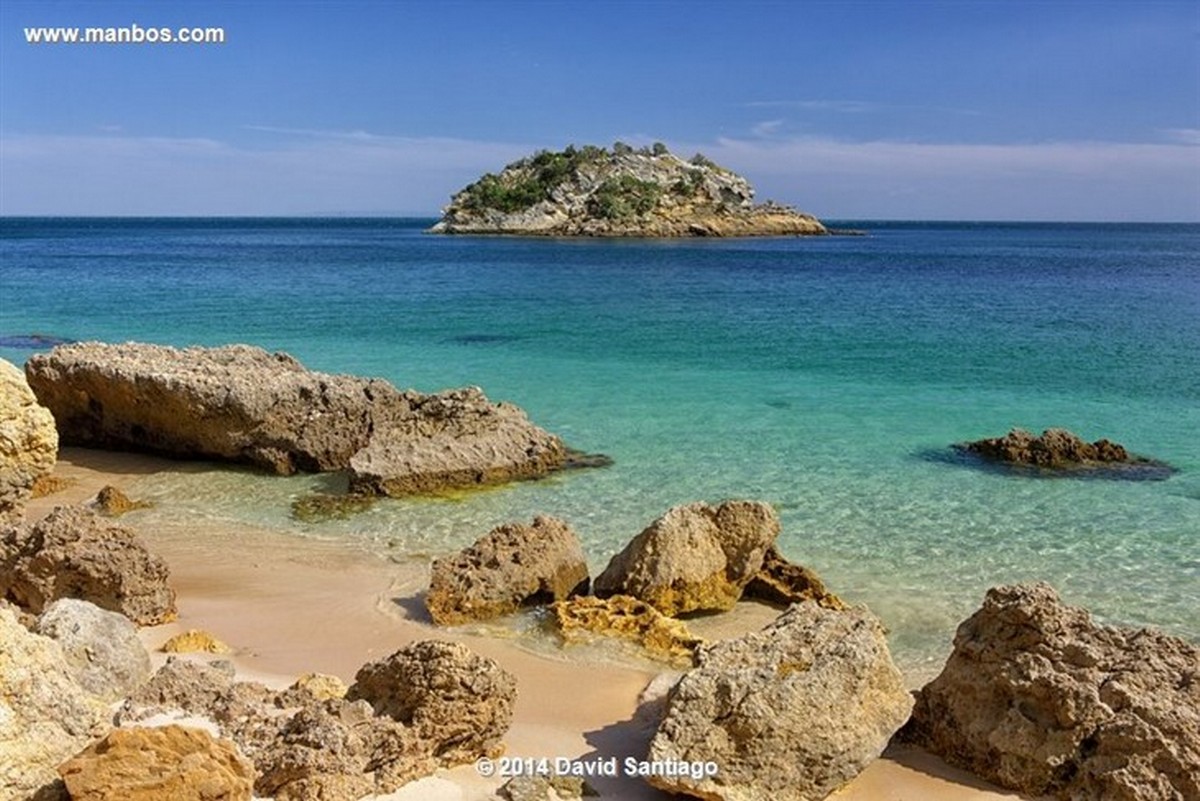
[0,357,58,524]
[956,428,1173,478]
[431,143,827,237]
[902,582,1200,801]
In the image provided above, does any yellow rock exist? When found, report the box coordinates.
[288,672,348,701]
[550,595,704,667]
[160,629,231,654]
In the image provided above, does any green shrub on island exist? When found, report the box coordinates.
[588,175,662,220]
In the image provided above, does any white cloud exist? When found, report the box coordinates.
[1161,128,1200,146]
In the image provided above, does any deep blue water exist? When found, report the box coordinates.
[2,217,1197,677]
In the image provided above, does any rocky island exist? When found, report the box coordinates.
[430,142,828,237]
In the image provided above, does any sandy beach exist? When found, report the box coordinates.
[25,447,1025,801]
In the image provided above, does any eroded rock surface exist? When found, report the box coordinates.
[957,428,1173,478]
[594,500,780,616]
[35,598,151,702]
[647,602,912,801]
[426,515,589,625]
[903,582,1200,801]
[744,546,845,610]
[0,357,58,524]
[550,594,703,667]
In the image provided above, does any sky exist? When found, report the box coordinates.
[1,0,1198,221]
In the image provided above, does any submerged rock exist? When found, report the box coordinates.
[594,500,780,616]
[426,515,589,625]
[903,582,1200,801]
[0,504,176,625]
[36,598,152,703]
[26,342,576,496]
[956,428,1173,479]
[92,485,152,517]
[646,602,912,801]
[432,144,827,237]
[289,491,375,522]
[744,545,845,610]
[550,594,704,667]
[0,357,58,524]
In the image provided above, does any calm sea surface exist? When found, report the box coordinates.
[3,218,1198,676]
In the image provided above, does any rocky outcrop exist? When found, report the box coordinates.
[426,516,589,625]
[0,504,176,625]
[957,428,1173,478]
[58,725,255,801]
[0,357,58,524]
[347,640,518,765]
[744,546,845,609]
[647,602,912,801]
[26,342,575,495]
[35,598,152,702]
[550,594,704,667]
[594,500,780,616]
[432,144,827,237]
[902,583,1200,801]
[92,485,151,517]
[0,606,107,801]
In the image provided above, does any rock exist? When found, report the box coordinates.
[594,500,780,616]
[743,546,845,610]
[0,504,176,625]
[119,658,239,725]
[282,673,348,703]
[432,144,827,238]
[550,595,704,667]
[957,428,1173,479]
[497,775,599,801]
[31,474,74,498]
[289,491,375,522]
[0,357,58,524]
[347,640,518,765]
[426,515,589,625]
[647,602,913,801]
[92,485,151,517]
[902,582,1200,801]
[26,343,574,496]
[161,629,232,655]
[35,598,152,702]
[58,725,255,801]
[347,388,567,497]
[0,606,107,801]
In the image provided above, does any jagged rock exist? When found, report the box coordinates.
[744,546,845,610]
[647,602,912,801]
[0,357,58,524]
[347,640,518,765]
[161,629,232,654]
[902,583,1200,801]
[92,485,151,517]
[58,725,254,801]
[432,144,827,237]
[594,500,780,616]
[0,504,176,624]
[0,606,107,801]
[497,775,599,801]
[550,595,704,666]
[426,515,589,625]
[26,343,573,496]
[119,658,239,725]
[957,428,1173,478]
[35,598,151,702]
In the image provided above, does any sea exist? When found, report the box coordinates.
[2,217,1197,679]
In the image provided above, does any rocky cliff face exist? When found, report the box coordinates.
[431,144,827,237]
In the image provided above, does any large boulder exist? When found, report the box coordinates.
[902,583,1200,801]
[36,598,152,702]
[0,357,58,524]
[58,725,255,801]
[594,500,780,616]
[0,606,107,801]
[25,342,571,495]
[646,602,912,801]
[425,515,589,625]
[0,504,176,625]
[347,640,518,765]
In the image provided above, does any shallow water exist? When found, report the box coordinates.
[3,217,1197,678]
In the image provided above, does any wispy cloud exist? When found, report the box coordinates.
[1161,128,1200,145]
[745,99,983,117]
[750,119,785,138]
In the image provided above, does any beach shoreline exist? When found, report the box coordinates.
[22,447,1024,801]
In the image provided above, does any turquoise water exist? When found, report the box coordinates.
[2,218,1198,677]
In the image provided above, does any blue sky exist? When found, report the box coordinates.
[2,1,1197,220]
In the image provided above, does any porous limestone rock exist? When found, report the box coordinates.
[550,594,704,667]
[160,629,232,655]
[347,640,518,765]
[902,582,1200,801]
[282,672,348,703]
[0,606,107,801]
[497,775,598,801]
[26,342,572,496]
[0,357,58,524]
[594,500,780,616]
[743,546,845,610]
[426,515,589,625]
[957,428,1173,478]
[92,485,151,517]
[36,598,152,702]
[0,504,176,625]
[647,602,912,801]
[58,725,254,801]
